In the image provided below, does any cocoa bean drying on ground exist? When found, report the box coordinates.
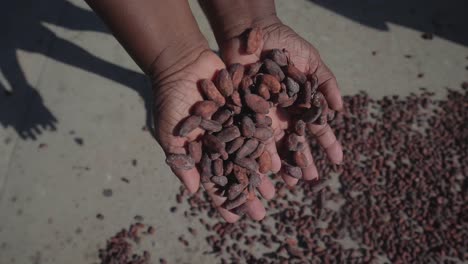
[174,87,467,263]
[98,222,155,264]
[166,31,332,214]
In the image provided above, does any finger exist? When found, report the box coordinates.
[246,196,266,221]
[296,136,319,181]
[171,167,200,194]
[281,171,299,187]
[265,137,282,173]
[257,173,275,200]
[202,182,240,223]
[307,123,343,164]
[315,62,343,111]
[220,35,262,65]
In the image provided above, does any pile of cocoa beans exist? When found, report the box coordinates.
[165,28,331,214]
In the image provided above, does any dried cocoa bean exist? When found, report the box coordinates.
[287,133,300,151]
[260,74,281,93]
[249,142,265,159]
[226,137,245,154]
[230,91,242,106]
[286,64,307,84]
[166,154,195,170]
[211,175,228,186]
[233,165,249,185]
[209,152,221,160]
[294,151,311,168]
[285,77,300,97]
[312,92,324,108]
[223,116,234,127]
[192,101,219,119]
[200,79,225,106]
[254,127,273,141]
[315,114,327,125]
[200,119,222,132]
[246,62,263,77]
[257,83,271,100]
[302,106,322,123]
[268,49,288,67]
[228,184,246,200]
[258,151,272,173]
[200,154,212,182]
[231,204,248,216]
[224,192,248,210]
[244,94,270,114]
[295,120,306,136]
[249,172,262,188]
[255,114,272,127]
[216,126,241,142]
[212,108,232,124]
[236,138,259,159]
[216,69,234,97]
[234,157,259,171]
[202,134,226,155]
[228,63,244,89]
[282,161,303,179]
[309,74,319,95]
[224,161,234,175]
[213,159,224,176]
[177,115,201,137]
[241,116,256,137]
[263,59,285,81]
[245,27,262,54]
[327,110,336,121]
[188,141,202,163]
[297,81,312,108]
[226,103,242,115]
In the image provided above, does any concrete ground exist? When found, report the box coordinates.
[0,0,466,263]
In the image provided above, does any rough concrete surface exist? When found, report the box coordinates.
[0,0,466,263]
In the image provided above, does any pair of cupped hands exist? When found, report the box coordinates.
[152,21,343,223]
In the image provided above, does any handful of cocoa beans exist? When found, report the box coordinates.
[165,28,331,215]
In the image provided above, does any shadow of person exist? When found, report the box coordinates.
[0,0,152,140]
[308,0,468,46]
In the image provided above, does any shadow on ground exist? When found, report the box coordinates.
[0,0,151,140]
[309,0,468,46]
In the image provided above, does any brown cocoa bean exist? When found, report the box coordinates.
[258,151,272,173]
[188,141,202,163]
[202,134,226,155]
[294,151,311,168]
[241,116,256,137]
[257,83,271,100]
[224,192,248,210]
[212,108,232,124]
[249,142,265,159]
[177,115,201,137]
[245,27,262,54]
[255,114,272,127]
[309,74,319,95]
[200,119,222,132]
[282,161,303,179]
[286,64,307,84]
[254,127,274,141]
[246,62,263,77]
[213,159,224,176]
[225,103,242,115]
[224,161,234,175]
[287,133,300,151]
[231,204,248,216]
[263,59,285,81]
[230,91,242,106]
[226,137,245,154]
[268,49,288,67]
[260,74,281,93]
[192,101,219,119]
[295,120,306,136]
[277,90,289,105]
[216,69,234,97]
[228,63,244,89]
[244,94,270,114]
[223,115,234,127]
[285,77,300,97]
[249,172,262,188]
[200,154,212,182]
[302,106,322,123]
[236,138,259,159]
[297,81,312,108]
[216,126,241,142]
[228,184,245,200]
[209,152,221,160]
[211,175,228,186]
[233,165,249,185]
[234,157,259,171]
[200,79,225,106]
[166,154,195,170]
[312,92,324,108]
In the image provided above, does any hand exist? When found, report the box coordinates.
[152,48,274,222]
[219,19,344,187]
